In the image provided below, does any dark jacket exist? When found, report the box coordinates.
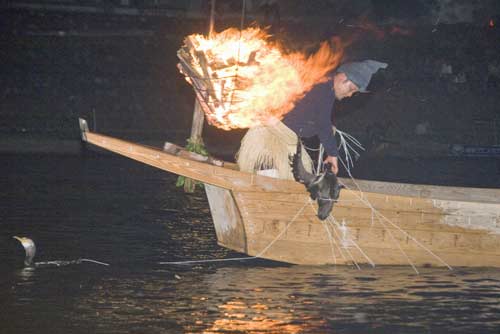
[282,79,338,157]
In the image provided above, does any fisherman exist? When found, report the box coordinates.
[282,60,388,174]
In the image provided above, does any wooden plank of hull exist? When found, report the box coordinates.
[232,189,500,267]
[341,178,500,204]
[204,184,247,253]
[243,238,500,267]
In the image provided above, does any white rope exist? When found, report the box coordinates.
[311,128,363,176]
[302,144,321,151]
[372,213,420,274]
[315,143,324,175]
[328,219,361,270]
[159,256,255,265]
[308,201,360,269]
[311,204,338,265]
[159,198,312,265]
[337,157,453,271]
[36,258,110,267]
[78,259,110,266]
[159,127,450,271]
[335,128,365,173]
[328,216,376,268]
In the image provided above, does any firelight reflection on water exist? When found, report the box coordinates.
[1,153,500,334]
[68,265,500,334]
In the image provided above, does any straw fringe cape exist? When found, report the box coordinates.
[236,120,313,179]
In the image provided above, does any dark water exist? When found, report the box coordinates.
[1,152,500,334]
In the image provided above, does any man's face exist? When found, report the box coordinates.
[333,72,359,100]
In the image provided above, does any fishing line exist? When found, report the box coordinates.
[158,197,311,266]
[336,157,453,271]
[79,259,110,266]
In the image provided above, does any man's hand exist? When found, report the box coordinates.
[324,155,338,175]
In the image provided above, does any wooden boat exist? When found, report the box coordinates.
[79,119,500,268]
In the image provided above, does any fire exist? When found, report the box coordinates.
[178,27,343,130]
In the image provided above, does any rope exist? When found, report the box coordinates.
[337,157,453,272]
[304,128,363,176]
[78,258,110,266]
[159,198,311,265]
[327,216,375,268]
[35,258,110,267]
[159,256,255,265]
[158,111,450,270]
[320,127,450,271]
[315,143,324,175]
[336,128,364,173]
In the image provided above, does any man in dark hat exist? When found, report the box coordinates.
[282,59,387,174]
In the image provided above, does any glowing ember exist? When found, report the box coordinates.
[178,27,343,130]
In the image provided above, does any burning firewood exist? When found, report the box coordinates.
[177,27,343,131]
[177,27,343,180]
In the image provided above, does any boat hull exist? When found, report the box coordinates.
[79,122,500,268]
[207,184,500,267]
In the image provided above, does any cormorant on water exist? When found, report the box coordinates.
[13,236,109,267]
[13,236,36,266]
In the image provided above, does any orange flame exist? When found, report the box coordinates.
[179,27,343,130]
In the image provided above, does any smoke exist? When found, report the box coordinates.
[431,0,498,24]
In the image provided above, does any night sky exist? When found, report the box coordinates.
[1,0,499,185]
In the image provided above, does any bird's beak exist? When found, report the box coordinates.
[13,236,28,245]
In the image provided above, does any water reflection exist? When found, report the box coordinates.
[2,154,500,334]
[200,300,307,334]
[68,265,500,333]
[15,267,36,280]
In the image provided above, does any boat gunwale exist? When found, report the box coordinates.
[79,120,500,205]
[337,178,500,205]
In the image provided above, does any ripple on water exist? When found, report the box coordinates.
[2,154,500,333]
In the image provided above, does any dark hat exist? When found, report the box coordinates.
[337,60,388,92]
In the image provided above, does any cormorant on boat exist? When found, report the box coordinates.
[291,140,344,220]
[13,236,109,267]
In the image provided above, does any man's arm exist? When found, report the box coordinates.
[317,105,339,174]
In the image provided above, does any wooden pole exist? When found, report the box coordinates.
[183,0,216,193]
[208,0,216,38]
[190,101,204,144]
